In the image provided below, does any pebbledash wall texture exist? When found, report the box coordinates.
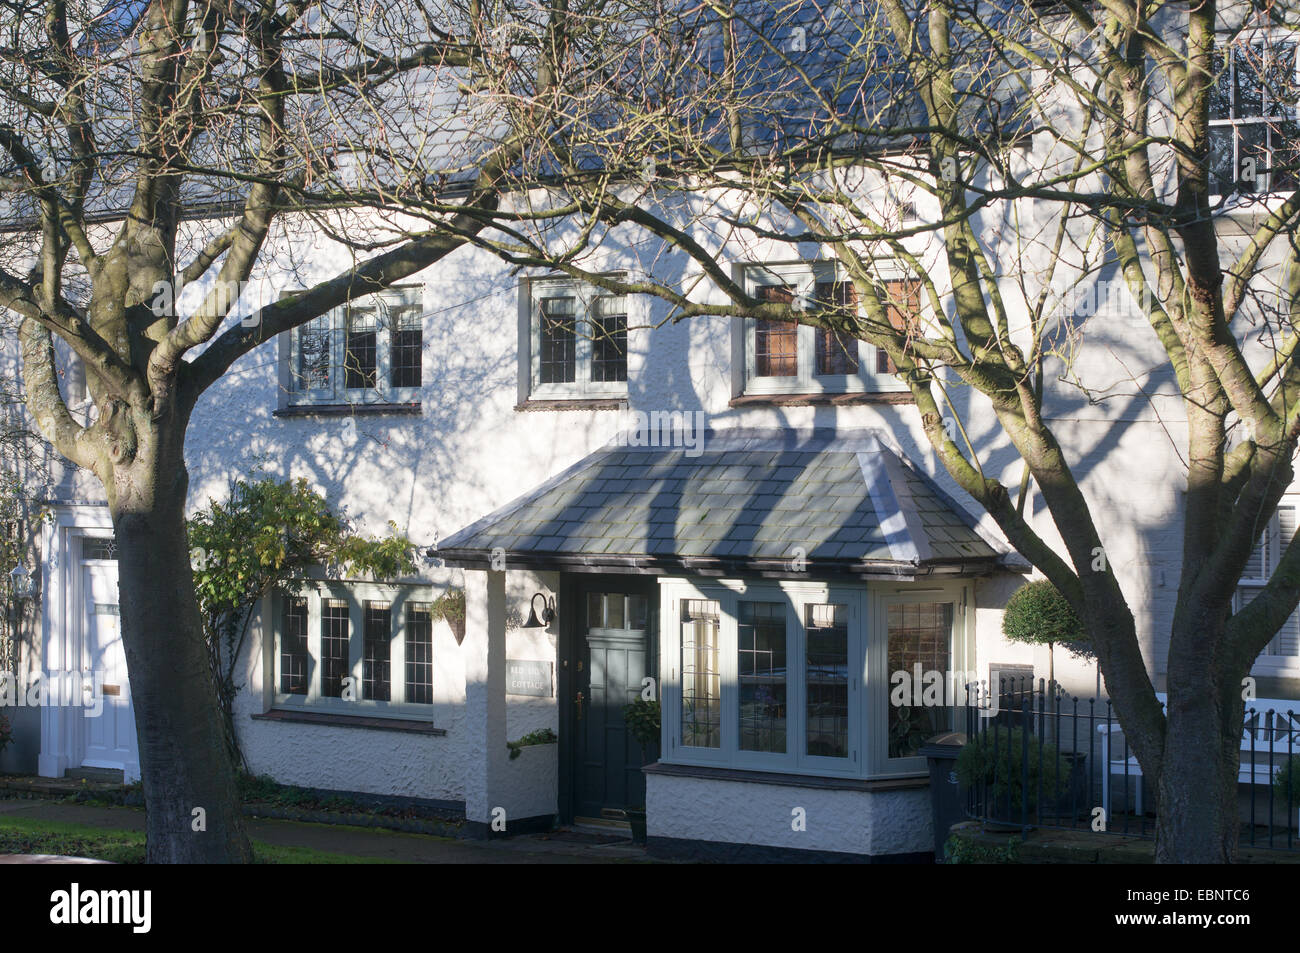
[644,771,934,860]
[5,186,1295,858]
[230,567,561,809]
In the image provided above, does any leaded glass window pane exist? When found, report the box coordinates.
[280,596,309,695]
[390,297,422,389]
[296,314,331,391]
[806,603,849,759]
[405,603,434,704]
[363,601,392,701]
[887,602,953,759]
[681,599,721,748]
[345,304,378,390]
[539,296,577,384]
[591,296,627,383]
[321,599,350,698]
[738,601,787,754]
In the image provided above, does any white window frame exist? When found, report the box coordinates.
[658,577,969,780]
[525,276,630,400]
[270,580,438,720]
[1209,30,1300,198]
[1241,495,1300,672]
[285,285,424,406]
[741,261,911,396]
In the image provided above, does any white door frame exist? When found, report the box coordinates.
[37,503,140,782]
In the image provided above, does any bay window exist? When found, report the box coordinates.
[662,580,967,777]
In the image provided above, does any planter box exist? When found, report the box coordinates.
[501,741,558,823]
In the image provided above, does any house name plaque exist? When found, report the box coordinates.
[506,660,553,697]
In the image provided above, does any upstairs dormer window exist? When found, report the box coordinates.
[285,286,423,406]
[526,277,629,400]
[741,262,913,396]
[1210,36,1299,195]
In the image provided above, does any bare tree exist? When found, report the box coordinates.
[0,0,571,861]
[420,0,1300,862]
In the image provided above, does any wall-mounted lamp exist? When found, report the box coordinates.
[522,592,556,629]
[8,563,35,602]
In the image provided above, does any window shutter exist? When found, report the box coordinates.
[1243,516,1273,582]
[1274,505,1299,656]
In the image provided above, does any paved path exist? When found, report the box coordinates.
[0,799,656,864]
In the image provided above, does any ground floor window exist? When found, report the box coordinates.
[886,602,954,759]
[272,582,439,716]
[660,579,969,778]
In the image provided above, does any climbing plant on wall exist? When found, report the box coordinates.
[187,477,419,767]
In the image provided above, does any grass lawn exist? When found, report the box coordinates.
[0,816,399,864]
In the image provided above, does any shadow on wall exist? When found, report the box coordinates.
[183,247,595,557]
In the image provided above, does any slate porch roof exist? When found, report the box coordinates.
[437,429,1029,578]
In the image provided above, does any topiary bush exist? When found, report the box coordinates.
[955,727,1072,814]
[1002,580,1087,650]
[1001,580,1093,689]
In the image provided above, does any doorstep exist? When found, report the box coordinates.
[0,774,125,798]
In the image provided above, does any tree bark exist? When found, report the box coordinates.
[1153,622,1244,863]
[109,419,252,863]
[1154,718,1241,863]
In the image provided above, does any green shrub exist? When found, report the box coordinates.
[623,699,661,748]
[1274,756,1300,803]
[432,588,465,623]
[507,728,558,759]
[955,727,1072,810]
[943,832,1021,864]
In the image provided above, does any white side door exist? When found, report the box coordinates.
[80,562,139,778]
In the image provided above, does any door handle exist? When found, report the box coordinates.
[575,691,585,720]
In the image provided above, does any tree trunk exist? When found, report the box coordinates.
[1152,674,1242,863]
[111,437,253,863]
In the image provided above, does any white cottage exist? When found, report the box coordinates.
[3,0,1300,864]
[4,217,1294,859]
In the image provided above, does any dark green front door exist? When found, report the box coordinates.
[572,586,657,821]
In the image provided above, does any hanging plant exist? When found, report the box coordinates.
[432,588,466,645]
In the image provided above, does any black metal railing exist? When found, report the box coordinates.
[958,678,1300,851]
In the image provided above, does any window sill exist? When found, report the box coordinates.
[273,402,423,418]
[515,398,627,412]
[730,392,915,408]
[643,761,930,792]
[1249,659,1300,679]
[252,709,446,735]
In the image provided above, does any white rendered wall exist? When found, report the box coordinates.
[646,772,932,857]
